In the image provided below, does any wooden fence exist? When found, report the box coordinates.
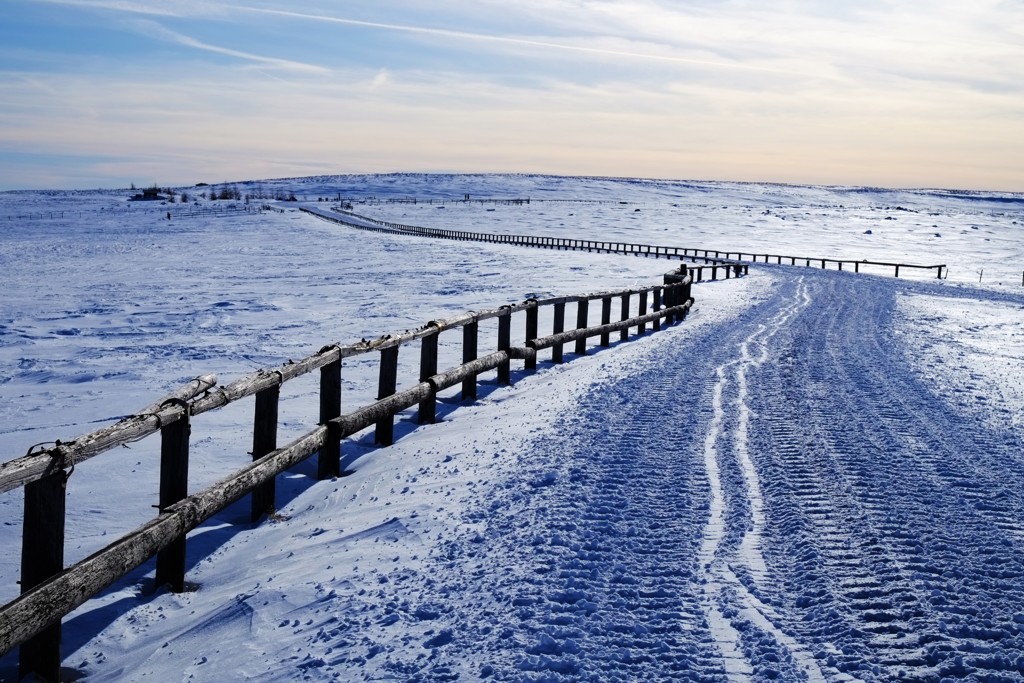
[738,253,945,279]
[304,206,945,280]
[0,272,696,681]
[302,207,750,282]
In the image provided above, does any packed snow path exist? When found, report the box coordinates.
[381,269,1024,682]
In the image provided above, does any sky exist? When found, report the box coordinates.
[1,0,1022,191]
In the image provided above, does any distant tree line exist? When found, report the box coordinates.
[198,184,296,202]
[130,182,297,203]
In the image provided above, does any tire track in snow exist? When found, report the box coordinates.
[335,269,1024,682]
[698,277,827,682]
[750,270,1024,681]
[386,286,788,681]
[475,365,727,681]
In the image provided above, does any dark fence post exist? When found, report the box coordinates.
[418,330,439,423]
[895,264,901,278]
[462,321,478,400]
[156,412,190,592]
[652,288,662,331]
[375,347,399,445]
[638,291,648,334]
[19,469,66,682]
[319,359,341,478]
[574,299,590,355]
[525,303,538,370]
[497,309,511,384]
[552,302,566,363]
[663,282,676,325]
[251,384,280,521]
[600,296,612,347]
[620,293,630,341]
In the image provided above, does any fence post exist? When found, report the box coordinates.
[682,276,692,320]
[19,469,66,682]
[251,384,280,521]
[663,282,676,325]
[600,296,612,347]
[653,288,662,331]
[418,330,439,423]
[375,347,399,445]
[895,264,901,278]
[462,321,478,400]
[620,293,630,341]
[575,299,590,355]
[638,291,648,334]
[156,411,190,592]
[319,359,341,478]
[497,309,511,384]
[552,302,566,363]
[525,303,539,370]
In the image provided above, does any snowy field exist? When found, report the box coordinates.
[1,174,1023,682]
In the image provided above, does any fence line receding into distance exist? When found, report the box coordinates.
[0,271,697,682]
[306,206,946,280]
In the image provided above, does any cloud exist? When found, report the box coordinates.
[236,6,812,78]
[371,69,391,89]
[3,62,1021,191]
[130,19,329,74]
[3,0,1022,190]
[31,0,226,18]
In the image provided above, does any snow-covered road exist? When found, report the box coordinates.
[335,269,1024,682]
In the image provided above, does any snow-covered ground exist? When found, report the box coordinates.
[1,175,1023,682]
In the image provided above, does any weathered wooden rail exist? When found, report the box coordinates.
[0,272,695,681]
[305,206,945,280]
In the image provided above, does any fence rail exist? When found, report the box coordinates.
[303,207,750,281]
[0,271,696,680]
[304,206,945,280]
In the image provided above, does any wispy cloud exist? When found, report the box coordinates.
[32,0,225,18]
[131,19,329,74]
[237,6,813,78]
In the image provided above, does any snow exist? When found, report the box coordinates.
[1,174,1023,682]
[895,294,1024,431]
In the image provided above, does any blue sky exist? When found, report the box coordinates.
[1,0,1022,191]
